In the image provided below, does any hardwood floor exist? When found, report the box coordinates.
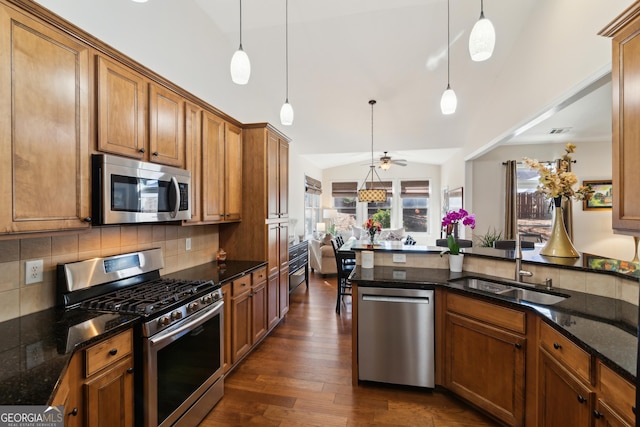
[200,272,498,427]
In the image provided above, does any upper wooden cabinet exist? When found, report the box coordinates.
[267,131,289,220]
[97,55,186,168]
[199,110,242,223]
[96,55,147,160]
[0,2,91,234]
[600,3,640,233]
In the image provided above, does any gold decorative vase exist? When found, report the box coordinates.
[540,197,579,258]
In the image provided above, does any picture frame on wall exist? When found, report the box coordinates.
[447,187,463,212]
[583,180,612,211]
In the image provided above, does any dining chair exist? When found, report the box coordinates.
[330,238,355,314]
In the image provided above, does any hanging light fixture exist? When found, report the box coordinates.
[230,0,251,85]
[358,100,387,203]
[469,0,496,62]
[280,0,294,125]
[131,0,149,3]
[440,0,457,115]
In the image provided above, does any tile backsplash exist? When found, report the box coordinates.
[0,224,219,322]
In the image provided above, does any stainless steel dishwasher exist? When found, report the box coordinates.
[358,286,434,388]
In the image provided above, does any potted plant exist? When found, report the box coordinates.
[440,208,476,272]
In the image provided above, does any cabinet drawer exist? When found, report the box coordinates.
[446,293,526,334]
[232,275,252,296]
[252,267,267,284]
[539,321,591,384]
[85,330,132,377]
[598,361,636,423]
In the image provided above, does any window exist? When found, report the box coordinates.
[304,175,322,236]
[365,181,392,228]
[400,180,429,232]
[517,163,551,242]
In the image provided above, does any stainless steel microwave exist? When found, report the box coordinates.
[92,154,191,225]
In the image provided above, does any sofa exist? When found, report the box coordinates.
[309,234,337,276]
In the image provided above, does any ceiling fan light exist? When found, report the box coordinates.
[469,14,495,62]
[230,48,251,85]
[440,85,457,115]
[280,101,294,126]
[380,162,391,171]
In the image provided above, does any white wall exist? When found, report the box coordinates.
[288,142,322,240]
[322,162,441,246]
[472,141,633,260]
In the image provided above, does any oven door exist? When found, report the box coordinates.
[143,301,224,427]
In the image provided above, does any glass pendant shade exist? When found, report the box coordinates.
[440,84,457,115]
[230,48,251,85]
[280,101,294,126]
[469,13,496,62]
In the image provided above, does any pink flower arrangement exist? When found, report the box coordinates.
[441,209,476,230]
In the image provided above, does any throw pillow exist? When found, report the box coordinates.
[321,233,333,247]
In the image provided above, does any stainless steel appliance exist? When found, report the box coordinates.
[58,248,224,427]
[92,154,191,225]
[357,286,435,388]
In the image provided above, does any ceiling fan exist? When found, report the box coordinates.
[378,151,407,170]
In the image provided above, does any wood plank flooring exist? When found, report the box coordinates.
[200,272,498,426]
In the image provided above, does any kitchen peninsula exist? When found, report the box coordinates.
[347,241,638,426]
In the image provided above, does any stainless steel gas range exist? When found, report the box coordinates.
[57,248,224,427]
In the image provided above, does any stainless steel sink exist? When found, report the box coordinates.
[450,277,569,305]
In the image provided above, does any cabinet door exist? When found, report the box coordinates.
[445,312,525,426]
[222,283,231,373]
[0,6,91,234]
[201,111,225,222]
[266,132,280,219]
[278,223,290,317]
[84,356,134,427]
[594,400,634,427]
[267,273,279,330]
[184,102,202,223]
[224,123,242,221]
[251,280,267,343]
[149,83,184,167]
[278,138,289,218]
[97,55,146,159]
[231,288,252,363]
[538,349,594,427]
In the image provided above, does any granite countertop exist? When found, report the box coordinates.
[351,265,638,383]
[0,260,266,406]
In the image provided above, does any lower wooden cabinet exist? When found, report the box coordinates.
[444,293,526,426]
[538,348,594,426]
[222,282,232,373]
[230,268,268,365]
[84,356,134,427]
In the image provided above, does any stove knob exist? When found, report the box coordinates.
[201,295,212,304]
[171,310,182,320]
[158,316,171,327]
[188,302,199,312]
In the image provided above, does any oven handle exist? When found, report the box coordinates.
[149,301,223,349]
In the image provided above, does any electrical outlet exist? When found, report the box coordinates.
[26,341,44,369]
[392,254,406,263]
[185,238,192,251]
[25,259,43,285]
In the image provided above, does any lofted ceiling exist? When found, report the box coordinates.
[33,0,613,169]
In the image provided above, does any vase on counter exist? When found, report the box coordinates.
[448,254,464,272]
[368,228,377,245]
[540,196,579,258]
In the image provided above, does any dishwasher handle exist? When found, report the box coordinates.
[362,294,430,304]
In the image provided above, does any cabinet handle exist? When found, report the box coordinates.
[68,408,78,416]
[577,395,587,404]
[593,410,603,419]
[152,151,159,156]
[127,367,134,374]
[139,148,145,153]
[553,342,562,350]
[514,343,522,349]
[633,406,636,415]
[83,217,92,223]
[109,348,118,356]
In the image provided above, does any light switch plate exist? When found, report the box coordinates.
[392,254,406,263]
[186,238,192,251]
[25,259,43,285]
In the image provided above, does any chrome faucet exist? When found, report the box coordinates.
[514,233,533,282]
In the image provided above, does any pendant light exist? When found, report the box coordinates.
[230,0,251,85]
[358,100,387,203]
[469,0,496,62]
[440,0,457,115]
[280,0,294,126]
[131,0,148,3]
